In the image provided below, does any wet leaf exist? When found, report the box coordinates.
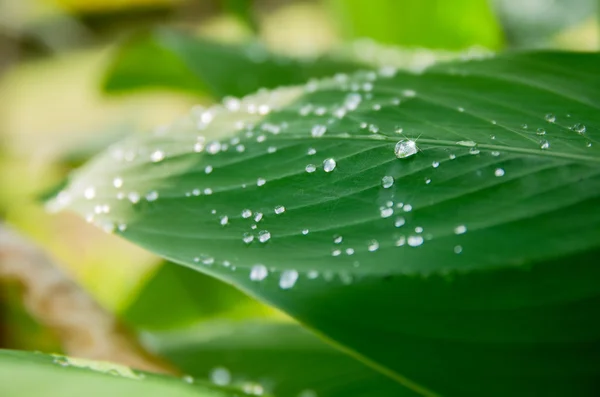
[0,349,254,397]
[54,52,600,397]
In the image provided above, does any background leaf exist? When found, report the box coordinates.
[55,52,600,396]
[147,321,419,397]
[103,29,365,98]
[0,349,251,397]
[327,0,503,50]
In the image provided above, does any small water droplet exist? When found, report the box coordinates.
[206,142,221,154]
[415,226,423,233]
[279,270,299,289]
[220,216,229,226]
[540,140,550,150]
[457,107,465,112]
[258,230,271,243]
[521,124,528,129]
[242,209,252,218]
[145,190,159,202]
[210,367,231,386]
[345,248,355,255]
[311,125,327,137]
[454,225,467,234]
[368,240,379,252]
[257,178,266,186]
[381,175,394,188]
[469,147,480,155]
[334,235,343,244]
[432,161,440,168]
[182,375,194,384]
[302,229,309,235]
[205,165,213,174]
[305,164,316,173]
[394,217,406,227]
[150,150,165,163]
[403,204,413,212]
[572,123,586,134]
[250,264,268,281]
[307,270,318,279]
[332,249,342,256]
[536,128,546,135]
[380,207,394,218]
[545,113,556,123]
[128,192,140,204]
[457,140,476,147]
[243,233,254,244]
[254,212,263,222]
[274,205,285,215]
[307,147,317,155]
[113,178,123,188]
[323,158,336,172]
[203,188,213,195]
[407,235,424,247]
[84,187,96,200]
[491,151,500,157]
[454,245,463,254]
[494,168,505,177]
[267,146,277,153]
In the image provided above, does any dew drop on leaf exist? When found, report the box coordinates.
[394,140,418,158]
[258,230,271,243]
[311,124,327,137]
[305,164,316,173]
[279,270,299,289]
[540,140,550,150]
[381,175,394,188]
[210,367,231,386]
[250,264,268,281]
[323,158,336,172]
[572,123,586,134]
[454,225,467,234]
[545,113,556,123]
[274,205,286,215]
[407,235,424,247]
[150,150,165,163]
[536,128,546,135]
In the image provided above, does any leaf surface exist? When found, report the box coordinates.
[54,52,600,396]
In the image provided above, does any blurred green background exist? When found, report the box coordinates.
[0,0,598,358]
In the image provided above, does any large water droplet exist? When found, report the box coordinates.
[394,140,418,158]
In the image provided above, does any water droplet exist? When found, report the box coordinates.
[305,164,316,173]
[334,235,343,244]
[457,107,465,112]
[128,192,140,204]
[205,165,213,174]
[203,188,213,195]
[274,205,285,215]
[242,209,252,218]
[395,236,406,246]
[469,147,480,155]
[311,125,327,137]
[403,204,413,212]
[302,229,309,235]
[257,178,266,186]
[84,187,96,200]
[368,240,379,252]
[540,140,550,150]
[332,249,342,257]
[432,161,440,168]
[491,151,500,157]
[250,264,268,281]
[182,375,194,384]
[521,124,528,129]
[267,146,277,153]
[150,150,165,163]
[380,207,394,218]
[279,270,299,289]
[394,217,406,227]
[258,230,271,243]
[572,123,586,134]
[454,245,463,254]
[243,233,254,244]
[113,178,123,188]
[220,216,229,226]
[210,367,231,386]
[145,191,159,202]
[254,212,263,222]
[307,270,318,279]
[415,226,423,233]
[494,168,505,177]
[536,128,546,135]
[394,140,418,158]
[307,148,317,155]
[206,141,221,154]
[407,235,424,247]
[323,158,336,172]
[381,175,394,188]
[545,113,556,123]
[454,225,467,234]
[345,248,355,255]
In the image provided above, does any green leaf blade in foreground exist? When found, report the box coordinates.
[54,52,600,397]
[0,350,251,397]
[146,321,419,397]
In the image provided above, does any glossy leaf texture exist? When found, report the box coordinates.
[147,321,418,397]
[103,29,364,98]
[53,52,600,397]
[0,349,253,397]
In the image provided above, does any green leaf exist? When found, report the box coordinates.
[0,349,253,397]
[147,321,419,397]
[123,262,273,330]
[327,0,504,50]
[54,51,600,397]
[103,29,364,98]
